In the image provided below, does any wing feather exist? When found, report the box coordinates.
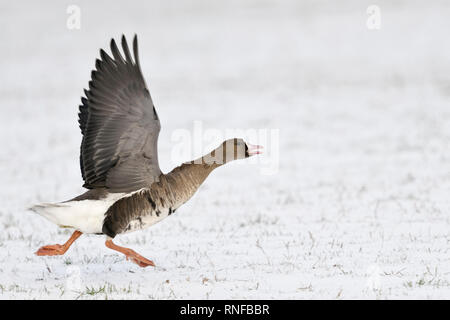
[78,35,161,193]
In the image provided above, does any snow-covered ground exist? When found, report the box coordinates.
[1,0,450,299]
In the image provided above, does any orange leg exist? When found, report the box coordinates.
[105,239,155,268]
[35,230,82,256]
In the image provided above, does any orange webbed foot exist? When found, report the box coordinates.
[105,239,155,268]
[123,249,155,267]
[35,231,82,257]
[35,244,66,256]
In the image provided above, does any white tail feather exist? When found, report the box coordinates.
[29,193,125,234]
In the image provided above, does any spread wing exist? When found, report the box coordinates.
[78,35,161,193]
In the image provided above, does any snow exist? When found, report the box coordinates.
[1,0,450,299]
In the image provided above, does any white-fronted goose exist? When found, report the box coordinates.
[31,35,262,267]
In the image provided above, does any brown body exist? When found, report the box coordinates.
[102,159,219,238]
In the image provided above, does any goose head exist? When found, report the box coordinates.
[200,138,263,166]
[218,138,263,163]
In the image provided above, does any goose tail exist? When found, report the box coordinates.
[29,202,63,213]
[28,203,66,224]
[28,196,123,234]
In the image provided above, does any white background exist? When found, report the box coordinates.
[0,0,449,299]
